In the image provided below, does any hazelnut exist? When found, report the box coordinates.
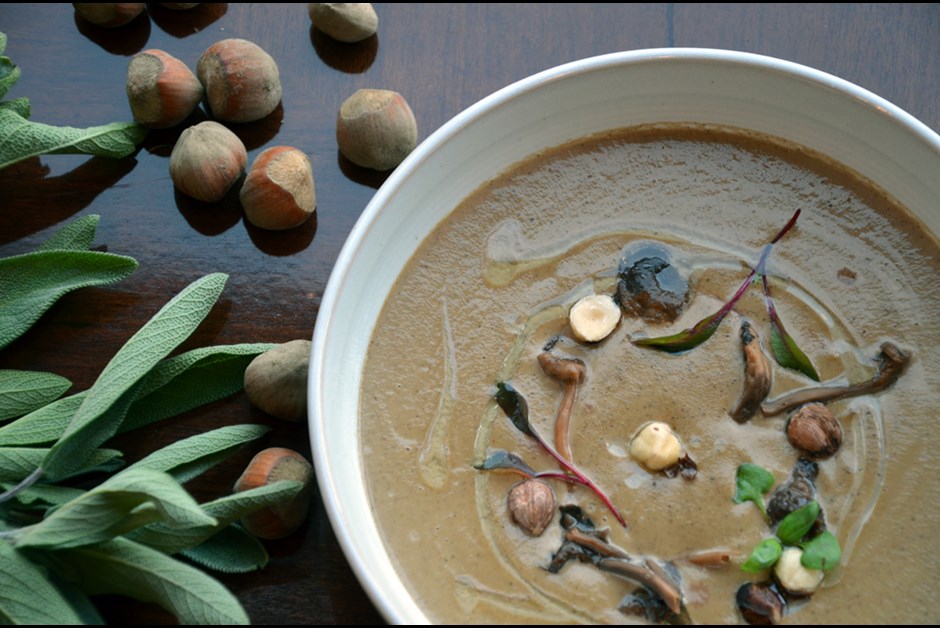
[240,146,316,230]
[234,447,315,540]
[197,38,282,123]
[629,421,681,471]
[507,478,556,536]
[126,49,203,129]
[773,546,824,596]
[169,121,247,202]
[786,403,843,458]
[336,88,418,171]
[568,294,621,342]
[244,339,311,421]
[308,3,379,43]
[73,3,146,28]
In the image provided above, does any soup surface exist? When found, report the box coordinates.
[359,125,940,624]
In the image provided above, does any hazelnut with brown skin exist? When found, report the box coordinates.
[308,3,379,43]
[786,402,843,458]
[507,478,556,536]
[73,3,146,28]
[169,121,247,202]
[336,89,418,171]
[240,146,316,230]
[197,38,282,123]
[234,447,315,539]
[126,49,204,129]
[244,339,311,421]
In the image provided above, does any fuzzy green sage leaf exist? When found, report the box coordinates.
[776,500,820,545]
[800,529,841,572]
[0,108,147,170]
[40,273,228,481]
[44,537,250,624]
[180,525,270,574]
[0,249,138,351]
[0,370,71,422]
[0,541,86,624]
[0,97,29,118]
[733,462,775,514]
[0,446,121,484]
[38,214,101,252]
[741,537,783,573]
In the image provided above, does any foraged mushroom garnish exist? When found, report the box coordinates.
[537,341,587,463]
[761,341,910,416]
[730,321,772,423]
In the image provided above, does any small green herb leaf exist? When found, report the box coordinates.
[41,273,228,481]
[0,446,121,484]
[741,537,783,573]
[800,530,841,572]
[474,450,537,477]
[0,97,29,118]
[494,382,535,438]
[776,500,820,545]
[733,463,775,514]
[0,541,86,624]
[632,307,729,353]
[0,249,138,351]
[181,525,270,574]
[0,370,71,422]
[0,108,147,170]
[37,214,100,252]
[46,537,250,624]
[763,275,820,381]
[127,424,271,484]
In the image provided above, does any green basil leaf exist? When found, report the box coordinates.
[800,530,842,572]
[41,273,227,480]
[0,370,71,421]
[0,108,147,170]
[130,479,303,555]
[776,500,820,545]
[37,214,100,252]
[45,537,250,624]
[733,463,775,514]
[0,249,138,351]
[15,467,216,549]
[741,537,783,573]
[0,542,85,624]
[0,446,121,483]
[181,525,270,574]
[126,424,271,484]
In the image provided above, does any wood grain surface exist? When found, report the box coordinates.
[0,3,936,624]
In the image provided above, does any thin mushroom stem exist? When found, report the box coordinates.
[538,350,586,464]
[596,556,684,615]
[555,382,578,462]
[761,342,909,416]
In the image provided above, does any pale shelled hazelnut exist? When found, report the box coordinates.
[308,3,379,43]
[569,294,621,342]
[243,339,312,421]
[126,49,203,129]
[234,447,315,540]
[197,38,282,123]
[240,146,316,230]
[73,3,146,28]
[773,546,824,595]
[629,421,681,471]
[336,89,418,171]
[169,121,247,202]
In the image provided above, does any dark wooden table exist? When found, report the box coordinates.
[0,3,936,624]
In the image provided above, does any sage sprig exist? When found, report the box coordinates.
[0,31,147,170]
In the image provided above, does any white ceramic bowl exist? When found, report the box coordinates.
[309,48,940,624]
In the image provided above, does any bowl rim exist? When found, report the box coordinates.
[308,46,940,624]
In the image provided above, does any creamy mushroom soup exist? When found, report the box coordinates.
[359,124,940,624]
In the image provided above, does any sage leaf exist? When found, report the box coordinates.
[0,108,147,170]
[800,529,841,572]
[0,249,138,351]
[776,500,820,545]
[46,537,250,624]
[0,541,85,624]
[0,446,121,483]
[15,467,216,549]
[0,31,7,54]
[130,479,303,555]
[0,370,71,421]
[41,273,228,481]
[0,57,19,101]
[181,525,270,574]
[38,214,100,252]
[127,424,271,484]
[494,382,535,438]
[733,463,775,514]
[741,537,783,573]
[0,482,84,510]
[0,97,29,118]
[474,450,537,477]
[119,343,276,433]
[762,275,820,381]
[0,392,84,446]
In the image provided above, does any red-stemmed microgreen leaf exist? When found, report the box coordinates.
[492,382,626,527]
[762,274,820,381]
[474,450,537,477]
[632,210,802,354]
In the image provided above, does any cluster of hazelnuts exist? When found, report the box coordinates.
[113,3,418,231]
